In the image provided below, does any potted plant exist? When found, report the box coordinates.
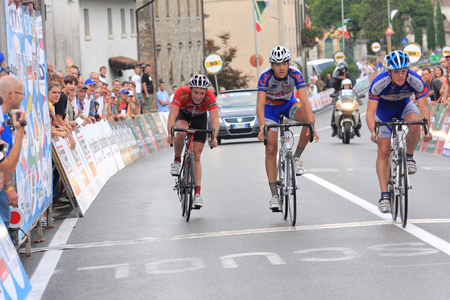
[301,27,323,47]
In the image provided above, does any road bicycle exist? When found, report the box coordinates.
[264,115,314,226]
[374,117,428,228]
[171,126,215,222]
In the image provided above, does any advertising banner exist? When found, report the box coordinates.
[5,3,52,238]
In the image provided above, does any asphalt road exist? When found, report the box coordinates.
[22,93,450,300]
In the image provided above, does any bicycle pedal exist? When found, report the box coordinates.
[271,208,281,213]
[192,205,202,210]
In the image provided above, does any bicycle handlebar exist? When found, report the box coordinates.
[374,118,429,140]
[170,126,216,149]
[263,121,315,146]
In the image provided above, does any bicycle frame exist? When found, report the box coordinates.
[278,127,297,192]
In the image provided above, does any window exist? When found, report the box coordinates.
[166,0,170,18]
[196,0,200,17]
[187,0,190,17]
[177,0,181,17]
[155,0,159,18]
[130,9,136,37]
[84,9,91,40]
[121,9,127,38]
[107,8,114,39]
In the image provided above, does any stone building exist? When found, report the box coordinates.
[137,0,204,89]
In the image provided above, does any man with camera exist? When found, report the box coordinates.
[0,75,27,229]
[329,62,358,137]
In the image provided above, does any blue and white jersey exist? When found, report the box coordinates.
[369,70,428,103]
[258,66,305,105]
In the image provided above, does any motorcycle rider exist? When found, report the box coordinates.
[329,62,358,137]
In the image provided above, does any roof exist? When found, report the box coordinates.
[108,56,145,70]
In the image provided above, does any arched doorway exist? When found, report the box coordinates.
[325,38,333,58]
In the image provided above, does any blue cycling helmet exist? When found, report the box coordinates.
[385,50,411,70]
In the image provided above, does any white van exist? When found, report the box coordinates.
[299,58,336,83]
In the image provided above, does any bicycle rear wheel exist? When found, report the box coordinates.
[388,151,398,221]
[398,149,408,228]
[278,157,288,220]
[185,156,195,222]
[286,154,297,226]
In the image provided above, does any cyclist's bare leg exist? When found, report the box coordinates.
[193,141,205,187]
[173,119,188,157]
[376,137,391,192]
[265,129,278,183]
[404,112,421,155]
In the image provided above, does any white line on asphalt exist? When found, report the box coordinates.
[23,218,450,254]
[29,217,79,300]
[303,173,450,256]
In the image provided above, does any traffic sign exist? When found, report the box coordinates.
[385,25,395,36]
[401,37,408,46]
[402,43,422,64]
[203,53,224,75]
[333,51,346,64]
[371,42,381,53]
[442,46,450,56]
[9,208,24,229]
[250,54,263,67]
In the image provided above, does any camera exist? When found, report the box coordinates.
[0,144,9,153]
[338,70,345,76]
[4,113,27,127]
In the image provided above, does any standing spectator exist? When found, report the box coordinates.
[316,75,324,92]
[84,78,97,121]
[47,60,54,79]
[439,70,450,105]
[440,56,447,71]
[208,85,216,94]
[422,68,443,104]
[431,68,436,78]
[429,49,435,56]
[96,81,104,114]
[90,72,100,84]
[437,46,442,55]
[0,76,28,229]
[356,59,363,77]
[376,59,383,73]
[119,89,130,117]
[60,75,78,122]
[131,66,142,115]
[156,82,170,112]
[446,54,450,68]
[325,73,333,89]
[141,64,154,113]
[99,66,107,83]
[169,85,177,104]
[112,79,121,98]
[435,66,446,84]
[309,78,318,95]
[219,87,226,93]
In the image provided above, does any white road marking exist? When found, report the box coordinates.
[145,258,206,274]
[77,264,130,279]
[294,247,359,262]
[303,173,450,256]
[29,217,79,300]
[220,252,286,268]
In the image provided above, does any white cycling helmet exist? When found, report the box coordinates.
[189,74,210,89]
[268,46,292,63]
[341,78,352,89]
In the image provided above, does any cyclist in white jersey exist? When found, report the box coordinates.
[257,46,319,211]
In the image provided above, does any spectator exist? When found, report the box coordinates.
[141,64,154,113]
[376,59,383,73]
[0,76,28,229]
[54,76,77,147]
[440,56,447,71]
[56,70,64,78]
[305,84,313,96]
[50,73,62,86]
[0,53,5,69]
[47,60,54,79]
[446,54,450,68]
[219,86,225,93]
[309,78,318,95]
[429,48,435,56]
[84,78,97,121]
[440,69,450,105]
[48,82,61,114]
[356,59,363,77]
[77,85,88,117]
[96,81,104,114]
[437,46,442,55]
[422,68,443,104]
[168,85,177,104]
[156,82,170,112]
[129,82,139,115]
[90,72,100,84]
[112,78,121,98]
[435,66,446,84]
[208,85,215,94]
[99,66,107,84]
[431,68,436,78]
[101,92,112,119]
[119,89,130,117]
[316,75,324,92]
[131,66,142,115]
[325,73,332,89]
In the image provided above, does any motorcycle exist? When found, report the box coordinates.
[331,89,365,144]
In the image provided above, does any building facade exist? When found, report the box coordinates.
[45,0,139,84]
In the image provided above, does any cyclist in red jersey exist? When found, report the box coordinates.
[167,75,219,208]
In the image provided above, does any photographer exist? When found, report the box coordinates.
[0,76,27,229]
[329,62,357,137]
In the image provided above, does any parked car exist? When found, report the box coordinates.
[208,89,260,144]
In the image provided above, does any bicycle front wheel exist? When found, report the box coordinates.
[179,159,187,216]
[398,149,408,228]
[286,154,297,226]
[278,156,288,220]
[388,151,398,221]
[185,156,195,222]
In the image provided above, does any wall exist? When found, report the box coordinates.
[204,0,298,88]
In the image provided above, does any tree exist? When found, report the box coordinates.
[436,0,446,48]
[425,1,436,51]
[205,32,250,90]
[414,23,423,47]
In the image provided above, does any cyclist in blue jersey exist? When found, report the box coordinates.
[257,46,319,211]
[366,50,432,213]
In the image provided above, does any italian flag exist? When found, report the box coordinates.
[254,3,262,32]
[337,23,349,38]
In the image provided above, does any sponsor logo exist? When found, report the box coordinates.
[207,101,217,107]
[237,117,243,123]
[271,85,278,89]
[259,73,271,86]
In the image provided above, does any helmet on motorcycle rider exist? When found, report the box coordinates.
[189,74,210,89]
[341,78,352,89]
[268,46,292,63]
[337,61,348,71]
[385,50,410,70]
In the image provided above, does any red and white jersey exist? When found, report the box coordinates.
[172,85,218,116]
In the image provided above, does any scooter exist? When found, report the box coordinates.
[331,90,364,144]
